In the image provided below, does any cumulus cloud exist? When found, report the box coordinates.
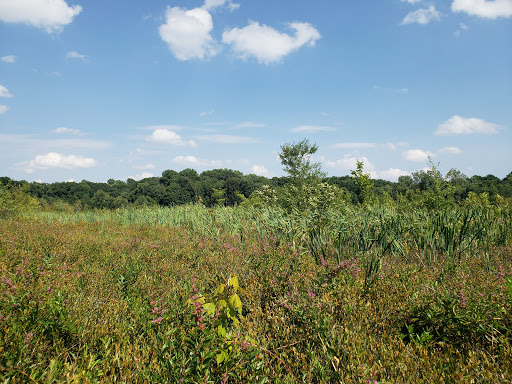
[18,152,98,173]
[194,134,259,144]
[325,154,375,172]
[290,125,334,133]
[146,129,197,147]
[402,149,433,162]
[333,142,376,149]
[0,0,82,33]
[159,6,219,61]
[251,164,269,176]
[435,115,501,135]
[401,5,441,24]
[378,168,411,181]
[1,55,16,63]
[53,127,82,135]
[0,105,8,114]
[222,21,321,64]
[172,155,223,167]
[0,85,13,98]
[452,0,512,19]
[439,146,463,154]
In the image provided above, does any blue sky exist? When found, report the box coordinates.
[0,0,511,183]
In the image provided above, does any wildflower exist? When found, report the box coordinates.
[152,317,163,324]
[308,290,316,299]
[24,332,34,344]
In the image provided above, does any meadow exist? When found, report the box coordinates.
[1,202,512,383]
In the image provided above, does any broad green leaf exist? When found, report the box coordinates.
[228,275,239,291]
[217,299,228,309]
[203,302,216,315]
[229,293,242,310]
[217,324,226,338]
[214,284,226,295]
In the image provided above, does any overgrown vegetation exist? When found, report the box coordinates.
[1,141,512,382]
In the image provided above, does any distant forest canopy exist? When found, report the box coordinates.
[1,167,512,210]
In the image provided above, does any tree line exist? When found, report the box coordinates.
[1,141,511,211]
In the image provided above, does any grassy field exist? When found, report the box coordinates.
[1,204,511,383]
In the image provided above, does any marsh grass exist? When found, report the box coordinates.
[1,203,511,382]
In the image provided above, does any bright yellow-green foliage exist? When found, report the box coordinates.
[1,203,511,382]
[0,183,40,220]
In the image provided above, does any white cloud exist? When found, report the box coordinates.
[172,155,223,167]
[0,85,13,98]
[222,21,321,64]
[325,154,375,172]
[200,109,214,117]
[203,0,239,11]
[290,125,334,133]
[455,22,469,36]
[146,129,197,147]
[194,134,259,144]
[234,121,265,129]
[159,6,219,61]
[452,0,512,19]
[439,146,463,154]
[401,5,441,24]
[65,178,75,182]
[53,127,82,135]
[0,133,110,150]
[0,0,82,33]
[141,124,183,131]
[402,0,422,3]
[65,51,88,61]
[378,168,411,181]
[333,142,376,149]
[402,149,432,162]
[0,105,8,114]
[251,164,269,176]
[18,152,98,173]
[132,163,155,170]
[1,55,16,63]
[128,172,154,181]
[435,115,501,135]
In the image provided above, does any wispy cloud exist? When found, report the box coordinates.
[401,5,441,25]
[1,55,16,64]
[290,125,334,133]
[333,142,376,149]
[439,146,463,154]
[65,51,88,61]
[435,115,501,135]
[53,127,83,136]
[0,85,13,98]
[194,134,259,144]
[0,105,9,114]
[0,133,110,150]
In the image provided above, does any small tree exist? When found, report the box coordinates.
[351,160,373,204]
[279,139,325,186]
